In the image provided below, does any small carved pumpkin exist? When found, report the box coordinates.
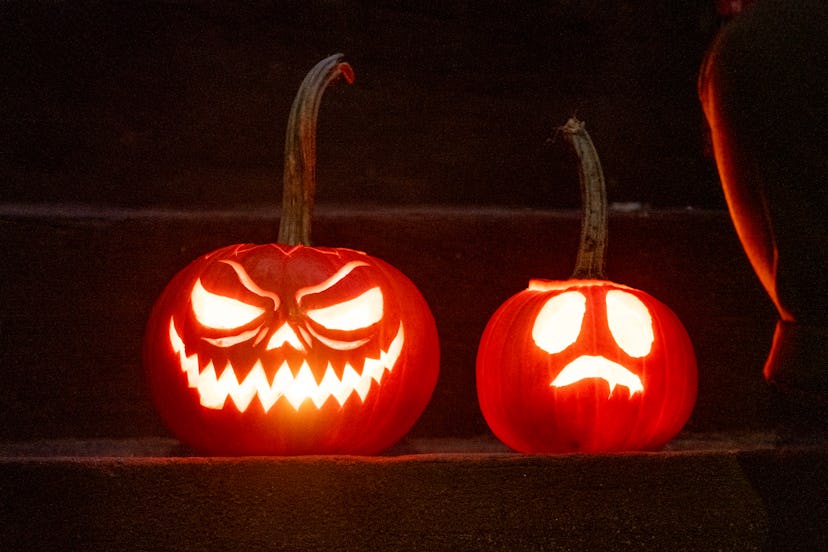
[144,55,439,455]
[476,118,697,453]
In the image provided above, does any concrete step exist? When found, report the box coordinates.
[1,436,827,550]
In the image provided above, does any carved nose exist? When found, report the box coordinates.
[266,323,305,352]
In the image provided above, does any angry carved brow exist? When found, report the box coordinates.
[295,261,370,301]
[218,260,280,303]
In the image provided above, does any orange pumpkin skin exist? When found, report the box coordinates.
[476,279,697,454]
[144,243,439,455]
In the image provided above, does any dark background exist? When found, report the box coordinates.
[1,0,723,209]
[2,1,777,443]
[4,4,828,550]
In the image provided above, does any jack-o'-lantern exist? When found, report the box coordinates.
[476,118,697,453]
[144,54,439,455]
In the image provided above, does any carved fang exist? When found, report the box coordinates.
[168,318,405,411]
[550,355,643,397]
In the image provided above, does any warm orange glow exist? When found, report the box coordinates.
[700,69,791,321]
[551,355,643,397]
[303,325,371,351]
[606,290,654,358]
[266,323,306,351]
[306,286,384,330]
[532,291,586,354]
[191,279,266,330]
[295,260,370,299]
[169,318,405,411]
[530,289,653,398]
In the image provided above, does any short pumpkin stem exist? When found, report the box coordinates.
[278,54,355,246]
[560,117,608,280]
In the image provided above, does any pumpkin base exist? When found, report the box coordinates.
[765,321,828,431]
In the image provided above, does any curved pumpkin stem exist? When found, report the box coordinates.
[560,117,608,280]
[278,54,355,246]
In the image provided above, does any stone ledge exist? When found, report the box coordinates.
[0,431,793,458]
[1,436,826,550]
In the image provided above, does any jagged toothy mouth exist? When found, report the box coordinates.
[168,319,405,412]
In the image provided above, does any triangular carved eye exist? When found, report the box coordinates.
[532,291,586,354]
[306,287,384,331]
[606,290,654,358]
[191,279,267,330]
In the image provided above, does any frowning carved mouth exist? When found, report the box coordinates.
[168,319,405,412]
[550,355,643,397]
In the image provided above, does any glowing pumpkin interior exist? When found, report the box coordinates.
[170,258,405,412]
[529,282,655,397]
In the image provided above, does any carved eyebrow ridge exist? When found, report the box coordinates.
[218,260,280,304]
[295,261,370,301]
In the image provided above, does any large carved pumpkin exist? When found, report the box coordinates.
[144,55,439,455]
[476,118,697,453]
